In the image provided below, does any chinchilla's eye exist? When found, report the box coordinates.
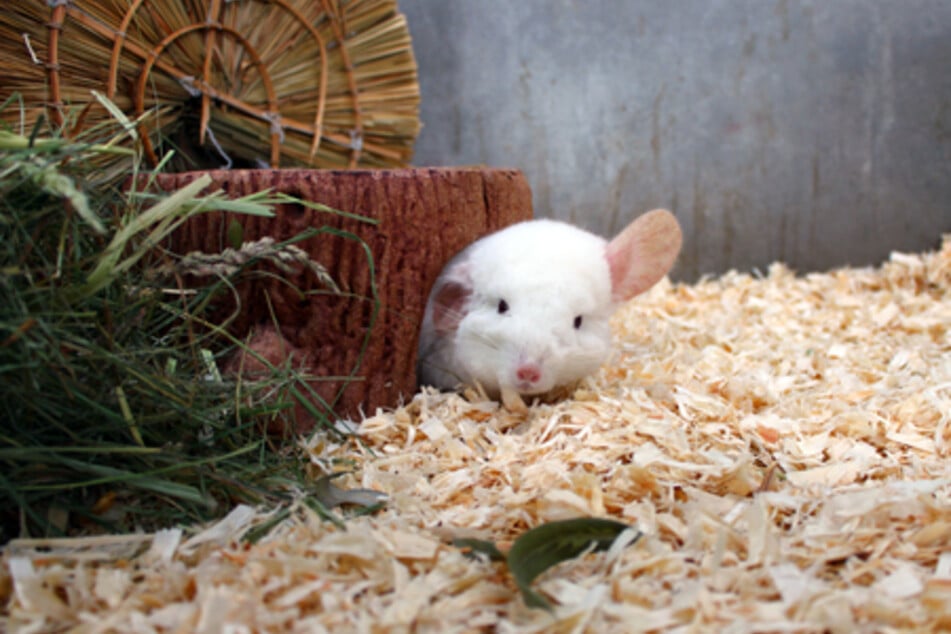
[498,299,509,314]
[573,315,583,329]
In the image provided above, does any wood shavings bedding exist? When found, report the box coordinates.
[3,236,950,633]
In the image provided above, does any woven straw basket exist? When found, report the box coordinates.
[0,0,420,171]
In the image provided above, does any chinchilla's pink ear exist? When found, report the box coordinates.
[606,209,682,302]
[430,260,473,336]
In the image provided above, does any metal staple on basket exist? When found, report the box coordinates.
[0,0,419,171]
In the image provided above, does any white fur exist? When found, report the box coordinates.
[418,211,682,398]
[417,219,616,396]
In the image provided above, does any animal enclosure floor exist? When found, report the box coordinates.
[3,237,950,633]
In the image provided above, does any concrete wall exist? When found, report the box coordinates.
[400,0,951,279]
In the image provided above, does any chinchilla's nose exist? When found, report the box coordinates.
[516,363,541,383]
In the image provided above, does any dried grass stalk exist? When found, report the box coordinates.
[162,237,338,292]
[0,0,419,171]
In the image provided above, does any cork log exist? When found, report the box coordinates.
[151,168,533,430]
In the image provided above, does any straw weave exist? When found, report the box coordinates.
[0,0,420,169]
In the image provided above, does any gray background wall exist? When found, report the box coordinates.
[399,0,951,280]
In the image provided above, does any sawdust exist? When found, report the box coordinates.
[3,236,950,633]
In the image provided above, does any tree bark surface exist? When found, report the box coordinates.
[151,168,533,429]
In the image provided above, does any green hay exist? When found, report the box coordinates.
[0,99,368,542]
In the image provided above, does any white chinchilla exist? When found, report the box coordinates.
[416,208,683,397]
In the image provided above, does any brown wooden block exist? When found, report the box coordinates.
[149,168,533,429]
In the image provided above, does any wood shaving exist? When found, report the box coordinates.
[3,236,950,632]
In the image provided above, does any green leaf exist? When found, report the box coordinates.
[506,517,641,611]
[33,162,103,234]
[90,90,139,142]
[312,472,388,510]
[20,457,211,506]
[83,174,213,296]
[227,218,244,249]
[452,537,506,562]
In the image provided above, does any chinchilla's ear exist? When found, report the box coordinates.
[430,259,473,336]
[606,209,682,302]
